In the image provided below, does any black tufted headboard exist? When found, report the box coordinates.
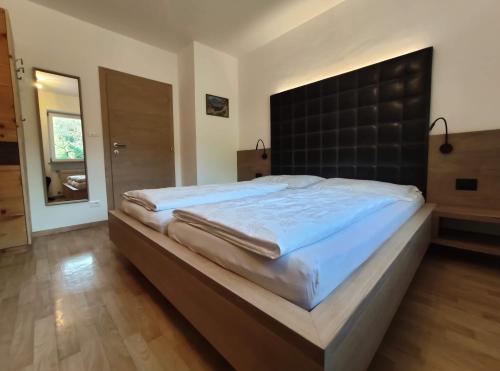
[270,47,433,193]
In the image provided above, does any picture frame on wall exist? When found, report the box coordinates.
[206,94,229,118]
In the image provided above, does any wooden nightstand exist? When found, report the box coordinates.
[432,205,500,256]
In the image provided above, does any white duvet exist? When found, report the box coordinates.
[121,200,174,233]
[122,181,288,211]
[174,188,398,259]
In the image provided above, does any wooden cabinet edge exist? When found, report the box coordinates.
[0,8,31,246]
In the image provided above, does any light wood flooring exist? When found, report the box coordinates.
[0,224,499,371]
[370,246,500,370]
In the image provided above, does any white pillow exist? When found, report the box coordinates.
[311,178,422,201]
[252,175,324,189]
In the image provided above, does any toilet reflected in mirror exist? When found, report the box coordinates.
[34,69,89,205]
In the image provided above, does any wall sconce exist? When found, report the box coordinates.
[429,117,453,154]
[255,139,268,159]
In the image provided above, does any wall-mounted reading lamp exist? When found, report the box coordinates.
[429,117,453,154]
[255,139,268,159]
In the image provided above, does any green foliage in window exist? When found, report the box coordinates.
[52,116,84,160]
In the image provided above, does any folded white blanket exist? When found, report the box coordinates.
[174,188,398,259]
[67,180,87,190]
[121,200,173,233]
[123,181,288,211]
[67,175,86,183]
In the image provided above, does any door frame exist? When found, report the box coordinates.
[98,67,175,210]
[99,66,115,210]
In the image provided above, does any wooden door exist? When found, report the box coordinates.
[100,68,175,209]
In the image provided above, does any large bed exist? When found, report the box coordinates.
[109,202,432,371]
[111,179,433,371]
[109,47,434,371]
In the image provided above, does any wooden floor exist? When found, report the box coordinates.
[370,246,500,371]
[0,225,499,371]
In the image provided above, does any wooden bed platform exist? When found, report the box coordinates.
[62,182,88,201]
[108,204,434,371]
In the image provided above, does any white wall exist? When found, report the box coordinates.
[193,42,239,185]
[178,41,239,186]
[1,0,181,232]
[239,0,500,149]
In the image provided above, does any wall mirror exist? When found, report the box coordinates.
[34,69,89,205]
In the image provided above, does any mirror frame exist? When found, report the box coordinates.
[33,67,90,206]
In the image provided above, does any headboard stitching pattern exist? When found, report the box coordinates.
[270,47,433,192]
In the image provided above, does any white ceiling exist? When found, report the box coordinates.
[35,70,80,96]
[28,0,345,56]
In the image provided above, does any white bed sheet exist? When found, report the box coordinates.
[121,200,173,234]
[168,196,424,310]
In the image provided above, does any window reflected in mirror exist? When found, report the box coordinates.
[34,69,88,205]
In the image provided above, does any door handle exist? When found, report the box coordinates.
[113,142,127,148]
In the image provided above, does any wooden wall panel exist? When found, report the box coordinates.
[0,85,14,112]
[0,9,5,34]
[0,38,18,142]
[0,62,11,85]
[0,116,18,142]
[237,149,271,181]
[427,129,500,210]
[0,9,15,146]
[0,8,28,249]
[0,166,27,248]
[0,29,9,65]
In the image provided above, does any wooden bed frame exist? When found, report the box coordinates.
[108,203,433,371]
[62,182,88,201]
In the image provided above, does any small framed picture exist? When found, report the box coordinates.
[206,94,229,118]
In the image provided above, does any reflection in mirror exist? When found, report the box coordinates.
[34,69,88,205]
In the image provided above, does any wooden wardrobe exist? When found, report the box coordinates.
[0,8,30,250]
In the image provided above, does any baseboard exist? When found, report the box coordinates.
[0,244,30,254]
[32,220,108,238]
